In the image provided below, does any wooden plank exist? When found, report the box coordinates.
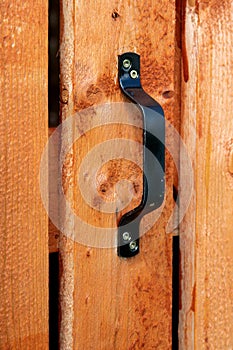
[0,1,48,348]
[179,1,233,348]
[60,1,178,348]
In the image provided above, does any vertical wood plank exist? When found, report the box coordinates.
[180,1,233,348]
[60,1,178,349]
[0,1,48,348]
[179,2,198,348]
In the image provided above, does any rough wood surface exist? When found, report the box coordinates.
[179,1,233,349]
[60,1,178,349]
[0,1,48,348]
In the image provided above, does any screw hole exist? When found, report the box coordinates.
[112,10,120,20]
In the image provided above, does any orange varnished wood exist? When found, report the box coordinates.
[180,1,233,348]
[0,1,48,348]
[60,1,178,348]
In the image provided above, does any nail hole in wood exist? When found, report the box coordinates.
[162,90,175,99]
[112,9,120,20]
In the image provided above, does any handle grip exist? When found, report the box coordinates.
[117,52,165,258]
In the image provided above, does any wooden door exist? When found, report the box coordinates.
[59,1,179,349]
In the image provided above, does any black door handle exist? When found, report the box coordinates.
[117,52,165,258]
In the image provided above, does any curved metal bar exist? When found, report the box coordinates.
[117,52,165,258]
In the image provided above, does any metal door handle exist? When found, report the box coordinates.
[117,52,165,258]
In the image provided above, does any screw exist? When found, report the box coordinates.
[129,240,138,251]
[130,70,138,79]
[122,232,131,241]
[122,59,131,69]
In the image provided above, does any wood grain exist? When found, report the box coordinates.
[0,1,48,348]
[179,1,233,349]
[60,1,178,349]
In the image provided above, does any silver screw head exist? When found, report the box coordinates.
[129,240,138,251]
[122,232,130,241]
[130,70,138,79]
[122,59,131,69]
